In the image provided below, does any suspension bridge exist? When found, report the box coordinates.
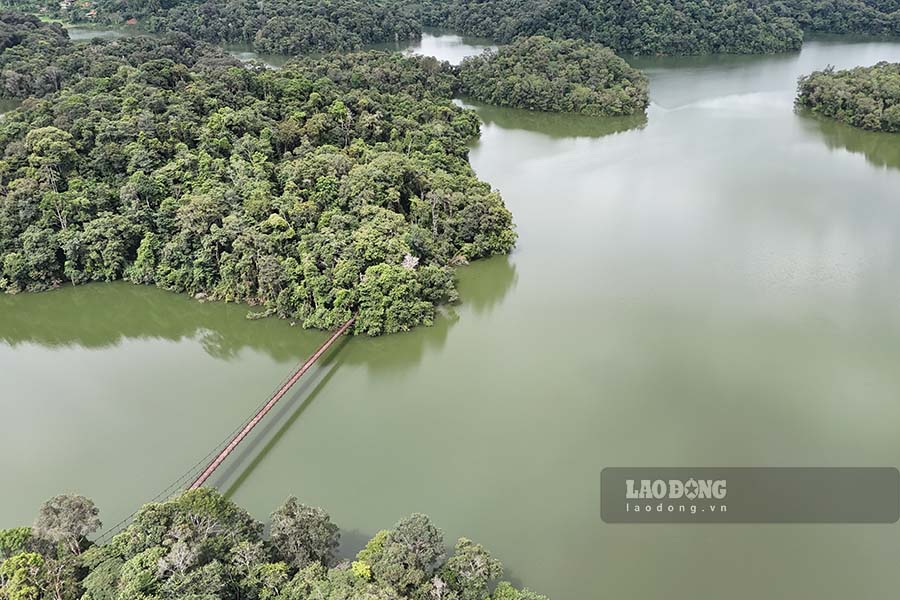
[95,317,355,542]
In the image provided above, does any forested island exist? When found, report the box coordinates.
[796,62,900,132]
[458,36,648,116]
[0,490,548,600]
[27,0,900,57]
[0,13,516,336]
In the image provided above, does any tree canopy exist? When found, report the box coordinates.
[796,61,900,132]
[27,0,900,57]
[458,36,649,116]
[0,12,238,99]
[417,0,804,55]
[43,0,422,54]
[0,35,516,336]
[0,490,549,600]
[419,0,900,54]
[777,0,900,36]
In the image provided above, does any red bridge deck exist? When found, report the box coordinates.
[189,317,355,490]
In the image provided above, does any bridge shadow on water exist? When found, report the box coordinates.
[213,335,351,497]
[200,256,519,517]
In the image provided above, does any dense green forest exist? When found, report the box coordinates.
[417,0,805,55]
[33,0,422,54]
[458,36,648,116]
[30,0,900,57]
[0,14,516,336]
[0,490,548,600]
[796,61,900,132]
[0,13,237,99]
[778,0,900,36]
[418,0,900,50]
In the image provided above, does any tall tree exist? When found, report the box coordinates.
[443,537,504,600]
[32,494,101,556]
[269,497,340,569]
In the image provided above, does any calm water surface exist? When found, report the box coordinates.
[4,34,900,600]
[63,27,491,68]
[66,25,145,41]
[373,30,495,64]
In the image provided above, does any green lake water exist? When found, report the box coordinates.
[4,32,900,599]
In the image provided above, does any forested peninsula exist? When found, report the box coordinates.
[458,36,648,116]
[0,14,516,336]
[0,490,548,600]
[796,62,900,132]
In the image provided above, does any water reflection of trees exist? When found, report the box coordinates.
[465,100,647,139]
[0,282,322,362]
[801,110,900,171]
[0,254,517,366]
[455,255,518,316]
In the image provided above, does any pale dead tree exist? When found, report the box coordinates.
[426,190,446,237]
[402,253,419,270]
[46,560,67,600]
[40,556,76,600]
[329,101,354,147]
[33,494,101,556]
[48,194,68,231]
[42,163,60,192]
[187,512,224,540]
[430,575,454,600]
[230,541,267,574]
[158,540,198,577]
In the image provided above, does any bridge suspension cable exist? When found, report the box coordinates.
[189,317,355,489]
[92,317,354,542]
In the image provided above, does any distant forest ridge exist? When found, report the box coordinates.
[19,0,900,56]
